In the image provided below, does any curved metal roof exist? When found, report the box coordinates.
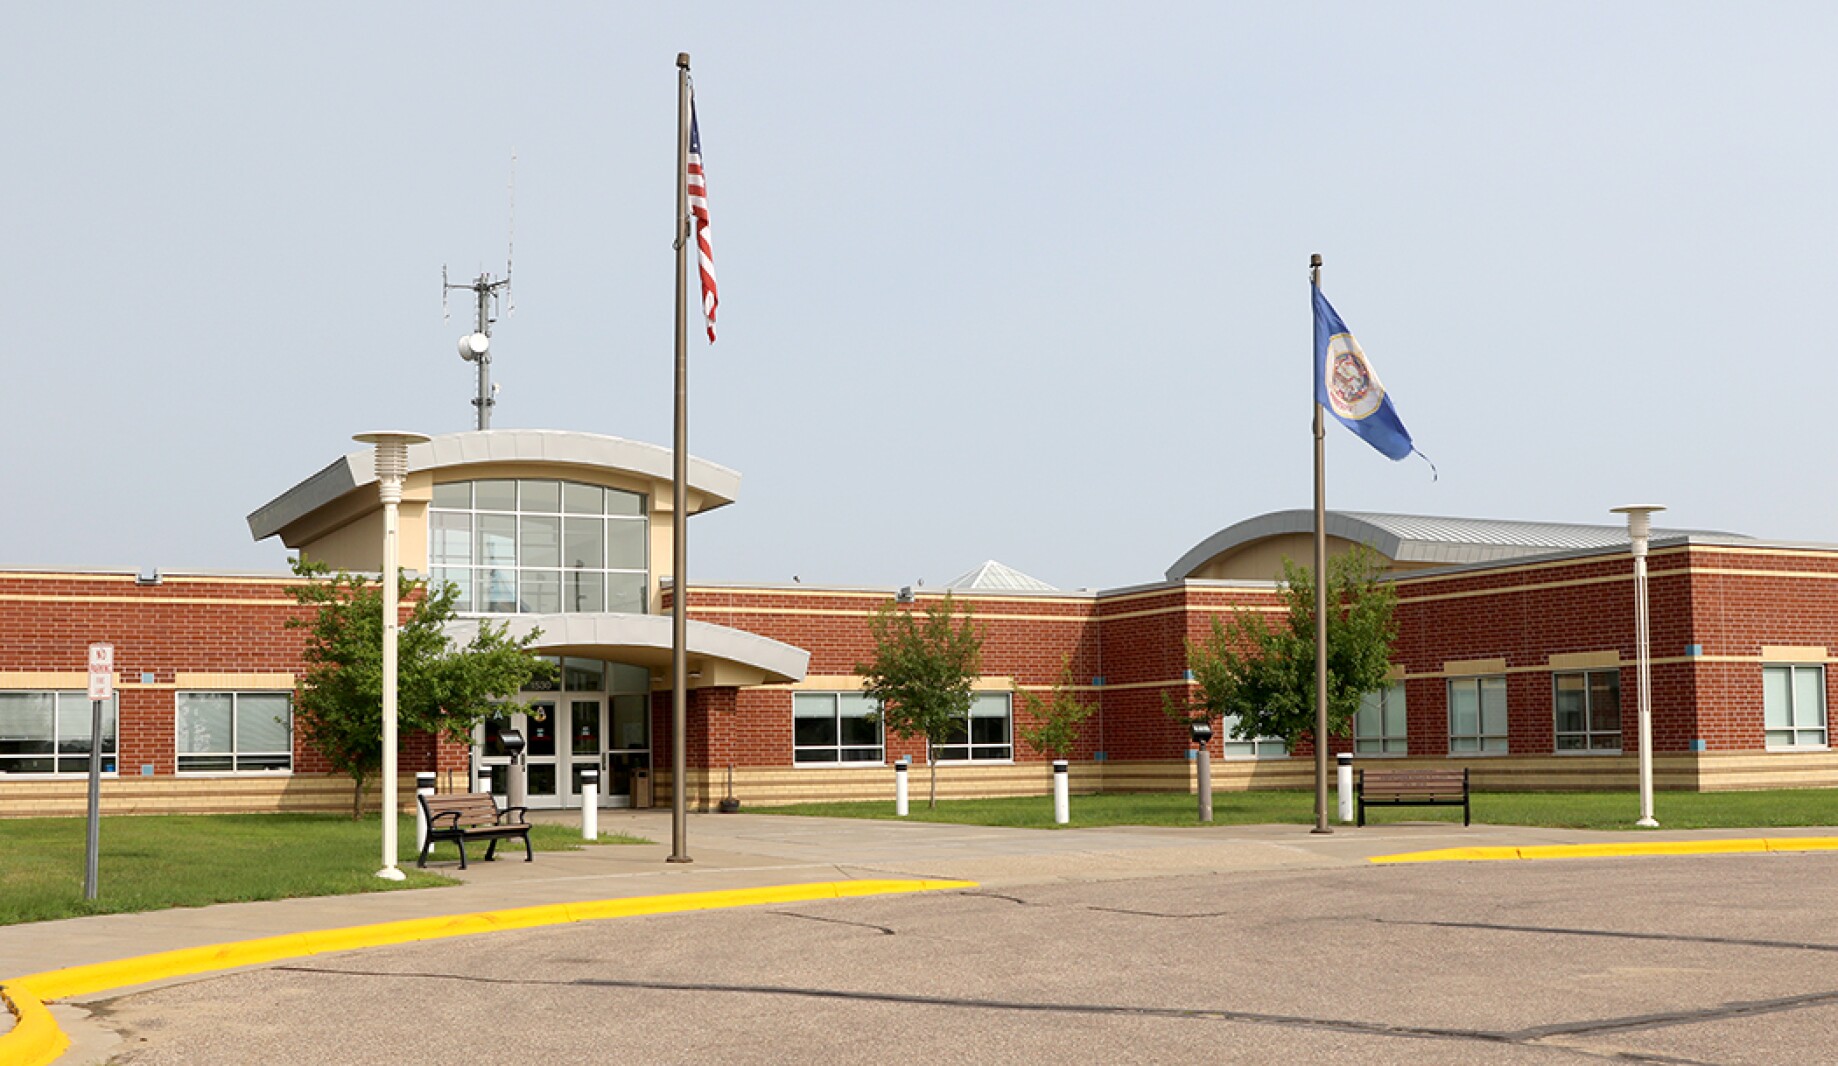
[1166,509,1753,580]
[248,429,741,542]
[442,612,808,685]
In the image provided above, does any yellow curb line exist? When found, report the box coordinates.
[1369,837,1838,865]
[0,878,975,1066]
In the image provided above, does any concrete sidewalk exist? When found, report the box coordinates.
[8,808,1837,990]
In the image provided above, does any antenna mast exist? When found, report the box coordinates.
[443,156,516,431]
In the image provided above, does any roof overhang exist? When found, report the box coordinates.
[248,429,741,544]
[442,612,809,688]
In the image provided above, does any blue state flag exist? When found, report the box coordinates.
[1313,283,1415,461]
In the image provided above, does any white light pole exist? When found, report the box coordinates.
[356,431,431,880]
[1611,504,1665,829]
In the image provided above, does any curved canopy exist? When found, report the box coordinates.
[443,612,809,687]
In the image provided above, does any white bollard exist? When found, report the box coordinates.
[415,772,436,854]
[894,761,909,817]
[1052,760,1069,825]
[581,769,599,842]
[1337,752,1354,824]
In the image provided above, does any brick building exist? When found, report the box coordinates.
[2,429,1833,816]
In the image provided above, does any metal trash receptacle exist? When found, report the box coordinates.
[634,767,653,809]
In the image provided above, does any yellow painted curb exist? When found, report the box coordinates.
[0,878,974,1066]
[1369,837,1838,865]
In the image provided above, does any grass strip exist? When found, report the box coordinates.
[0,813,647,926]
[750,787,1838,831]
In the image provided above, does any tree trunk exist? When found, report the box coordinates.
[351,772,367,820]
[927,740,938,809]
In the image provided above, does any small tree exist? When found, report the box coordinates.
[288,558,555,817]
[857,594,983,808]
[1175,548,1397,751]
[1017,657,1096,761]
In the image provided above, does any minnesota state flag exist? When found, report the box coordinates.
[1313,283,1415,461]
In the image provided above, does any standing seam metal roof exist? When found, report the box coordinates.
[1165,510,1753,580]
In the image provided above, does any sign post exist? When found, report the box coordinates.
[85,643,114,901]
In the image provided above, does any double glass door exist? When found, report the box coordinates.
[481,691,651,809]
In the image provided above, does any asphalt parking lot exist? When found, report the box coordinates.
[84,850,1838,1065]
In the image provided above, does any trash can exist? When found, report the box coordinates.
[633,767,653,809]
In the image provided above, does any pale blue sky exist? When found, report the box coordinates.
[4,3,1833,591]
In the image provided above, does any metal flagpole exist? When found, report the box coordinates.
[1310,253,1331,835]
[668,52,693,864]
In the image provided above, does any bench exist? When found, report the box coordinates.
[416,791,533,869]
[1356,768,1470,826]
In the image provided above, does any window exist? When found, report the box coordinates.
[792,693,884,764]
[1355,683,1408,754]
[1219,714,1287,758]
[1554,670,1621,752]
[429,478,648,615]
[1763,664,1827,749]
[176,692,292,772]
[936,693,1013,762]
[0,691,117,775]
[1448,676,1508,753]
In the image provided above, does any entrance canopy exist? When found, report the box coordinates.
[443,612,809,688]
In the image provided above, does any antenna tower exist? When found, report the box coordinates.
[443,156,517,431]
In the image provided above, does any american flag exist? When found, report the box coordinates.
[688,99,718,343]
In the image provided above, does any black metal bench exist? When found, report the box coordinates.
[1356,767,1470,826]
[417,791,532,869]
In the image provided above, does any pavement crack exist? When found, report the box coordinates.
[1503,988,1838,1042]
[1085,906,1235,919]
[959,891,1031,906]
[1376,917,1838,955]
[772,911,896,935]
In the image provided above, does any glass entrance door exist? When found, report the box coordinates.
[476,658,653,809]
[564,697,604,804]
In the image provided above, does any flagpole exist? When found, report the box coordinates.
[1310,253,1331,835]
[668,51,692,864]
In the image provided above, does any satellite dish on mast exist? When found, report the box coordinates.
[459,333,490,362]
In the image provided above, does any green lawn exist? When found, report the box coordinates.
[0,814,648,927]
[753,788,1838,831]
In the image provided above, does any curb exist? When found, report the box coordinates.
[0,877,975,1066]
[1370,837,1838,865]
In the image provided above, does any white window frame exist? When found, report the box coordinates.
[935,692,1013,763]
[429,478,649,617]
[0,691,118,777]
[1763,664,1828,750]
[1219,713,1288,759]
[1355,683,1408,755]
[1448,675,1508,754]
[1553,669,1622,753]
[792,692,885,766]
[175,691,294,774]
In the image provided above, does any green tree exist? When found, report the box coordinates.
[288,558,555,817]
[1017,657,1096,760]
[1176,548,1398,750]
[857,595,984,808]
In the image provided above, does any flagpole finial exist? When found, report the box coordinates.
[1310,253,1322,268]
[677,52,691,69]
